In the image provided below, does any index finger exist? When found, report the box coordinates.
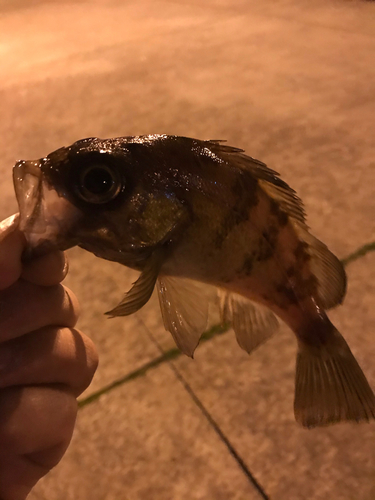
[0,215,25,290]
[21,251,68,287]
[0,214,68,288]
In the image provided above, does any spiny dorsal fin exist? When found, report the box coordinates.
[106,250,164,317]
[207,143,306,224]
[218,290,279,354]
[157,276,212,357]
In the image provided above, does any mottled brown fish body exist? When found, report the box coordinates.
[12,134,375,428]
[161,164,318,332]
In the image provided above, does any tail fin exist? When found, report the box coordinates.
[294,327,375,428]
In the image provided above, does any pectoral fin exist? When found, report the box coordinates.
[157,276,214,357]
[106,250,164,317]
[219,290,278,354]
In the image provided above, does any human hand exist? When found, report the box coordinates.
[0,215,98,500]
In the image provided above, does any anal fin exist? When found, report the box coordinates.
[219,290,278,354]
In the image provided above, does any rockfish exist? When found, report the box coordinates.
[12,134,375,427]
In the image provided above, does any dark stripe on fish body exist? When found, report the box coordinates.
[238,252,255,275]
[286,266,296,277]
[214,173,259,249]
[254,225,279,262]
[294,241,311,263]
[256,238,275,261]
[298,275,319,300]
[269,199,289,227]
[275,274,319,310]
[214,229,227,249]
[275,283,300,306]
[262,225,279,245]
[297,315,333,348]
[214,209,249,249]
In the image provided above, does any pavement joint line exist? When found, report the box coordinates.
[78,323,229,408]
[341,241,375,267]
[78,239,375,409]
[141,321,271,500]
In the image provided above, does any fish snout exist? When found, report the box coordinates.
[12,158,79,254]
[13,159,44,234]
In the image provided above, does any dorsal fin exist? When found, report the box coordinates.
[292,220,347,309]
[207,142,306,223]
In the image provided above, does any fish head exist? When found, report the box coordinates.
[13,137,189,267]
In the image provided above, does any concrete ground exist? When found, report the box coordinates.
[1,0,375,498]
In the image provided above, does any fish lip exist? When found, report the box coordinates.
[13,159,45,234]
[13,158,81,254]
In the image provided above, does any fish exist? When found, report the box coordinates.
[12,134,375,428]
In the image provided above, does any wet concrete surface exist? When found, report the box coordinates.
[0,0,375,498]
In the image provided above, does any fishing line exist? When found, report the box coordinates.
[137,317,271,500]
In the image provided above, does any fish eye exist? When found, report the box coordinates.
[78,164,122,204]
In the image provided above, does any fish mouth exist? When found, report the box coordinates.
[13,160,44,235]
[13,159,80,256]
